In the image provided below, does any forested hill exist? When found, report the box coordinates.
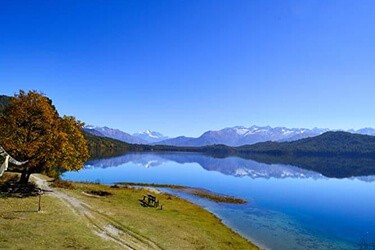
[0,95,11,114]
[238,131,375,157]
[83,131,151,159]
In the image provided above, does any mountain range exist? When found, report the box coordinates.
[155,126,330,146]
[84,125,375,147]
[3,94,375,147]
[83,126,169,144]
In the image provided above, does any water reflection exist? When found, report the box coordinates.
[85,152,375,181]
[240,153,375,178]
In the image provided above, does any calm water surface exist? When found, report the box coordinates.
[62,152,375,250]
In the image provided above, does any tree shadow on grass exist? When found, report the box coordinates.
[0,180,40,198]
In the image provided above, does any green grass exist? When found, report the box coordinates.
[0,194,120,249]
[66,182,258,249]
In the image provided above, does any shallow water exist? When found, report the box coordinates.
[62,152,375,250]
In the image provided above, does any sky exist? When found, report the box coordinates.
[1,0,375,137]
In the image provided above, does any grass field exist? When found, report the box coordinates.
[0,174,258,249]
[64,182,258,249]
[0,194,120,249]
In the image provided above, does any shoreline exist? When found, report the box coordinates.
[0,173,259,249]
[116,181,247,204]
[151,186,269,250]
[61,179,260,249]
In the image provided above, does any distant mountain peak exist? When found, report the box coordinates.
[138,129,162,138]
[84,125,96,130]
[84,126,146,144]
[133,130,168,143]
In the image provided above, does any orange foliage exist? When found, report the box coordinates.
[0,90,89,180]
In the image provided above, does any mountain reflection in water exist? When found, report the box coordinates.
[85,152,375,180]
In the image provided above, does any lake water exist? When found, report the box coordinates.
[62,152,375,250]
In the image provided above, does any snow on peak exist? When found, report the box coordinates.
[233,127,249,135]
[132,130,168,143]
[84,125,96,130]
[138,130,161,138]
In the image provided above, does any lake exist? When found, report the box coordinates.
[62,152,375,250]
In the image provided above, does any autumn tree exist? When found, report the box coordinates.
[0,90,89,183]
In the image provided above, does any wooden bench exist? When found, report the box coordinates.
[147,194,156,204]
[139,194,162,209]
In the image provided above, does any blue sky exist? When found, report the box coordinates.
[1,0,375,137]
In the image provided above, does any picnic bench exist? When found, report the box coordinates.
[139,194,162,209]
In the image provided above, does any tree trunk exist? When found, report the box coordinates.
[19,169,31,184]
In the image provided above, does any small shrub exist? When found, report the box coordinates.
[86,190,112,197]
[51,179,75,189]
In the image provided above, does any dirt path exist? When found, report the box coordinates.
[31,175,162,250]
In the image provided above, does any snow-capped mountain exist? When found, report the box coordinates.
[84,125,147,144]
[85,124,375,147]
[133,130,168,143]
[156,126,330,147]
[157,126,375,147]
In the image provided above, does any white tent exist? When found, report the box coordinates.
[0,146,28,177]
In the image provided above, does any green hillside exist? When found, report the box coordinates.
[238,131,375,157]
[83,131,151,159]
